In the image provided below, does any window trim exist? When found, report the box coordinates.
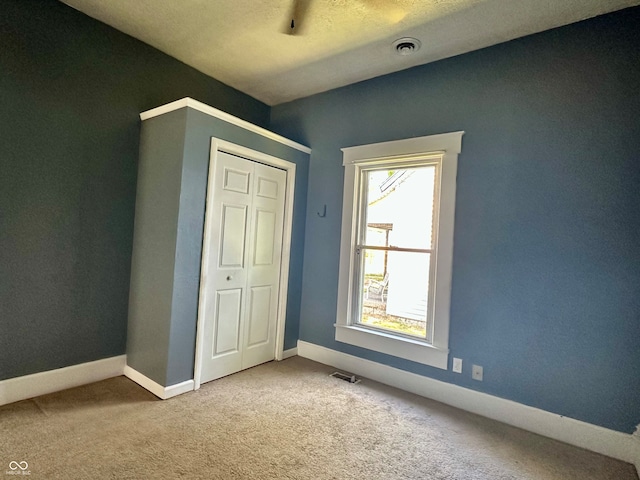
[335,132,464,370]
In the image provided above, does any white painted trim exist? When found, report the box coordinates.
[123,365,194,400]
[194,138,297,389]
[281,348,298,360]
[0,355,126,407]
[335,132,463,369]
[335,325,448,369]
[297,341,640,467]
[274,154,296,363]
[341,131,463,162]
[139,97,311,154]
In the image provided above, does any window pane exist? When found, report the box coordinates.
[359,249,430,339]
[363,167,436,250]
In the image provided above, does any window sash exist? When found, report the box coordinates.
[355,247,433,341]
[356,245,433,254]
[350,160,441,343]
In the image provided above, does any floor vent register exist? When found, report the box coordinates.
[330,371,361,384]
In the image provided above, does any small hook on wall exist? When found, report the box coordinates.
[317,205,327,218]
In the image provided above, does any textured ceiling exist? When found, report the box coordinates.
[60,0,639,105]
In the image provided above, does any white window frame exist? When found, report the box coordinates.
[335,131,464,370]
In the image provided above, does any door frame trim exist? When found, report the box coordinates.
[193,138,297,390]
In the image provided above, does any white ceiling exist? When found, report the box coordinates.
[60,0,639,106]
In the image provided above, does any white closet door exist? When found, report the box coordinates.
[241,162,286,370]
[199,151,286,383]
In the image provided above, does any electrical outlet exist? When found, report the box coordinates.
[452,357,462,373]
[472,365,483,381]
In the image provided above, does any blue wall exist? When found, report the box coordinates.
[270,7,640,433]
[0,0,270,381]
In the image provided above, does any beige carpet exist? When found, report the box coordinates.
[1,356,637,479]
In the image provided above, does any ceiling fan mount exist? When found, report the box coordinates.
[284,0,312,35]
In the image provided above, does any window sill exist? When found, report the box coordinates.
[334,324,449,370]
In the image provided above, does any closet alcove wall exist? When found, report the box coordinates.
[126,98,310,395]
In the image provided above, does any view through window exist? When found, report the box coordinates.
[357,166,437,341]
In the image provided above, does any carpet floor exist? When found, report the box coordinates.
[1,356,637,479]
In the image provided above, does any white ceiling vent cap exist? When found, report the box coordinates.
[393,37,421,56]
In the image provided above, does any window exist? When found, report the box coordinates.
[358,166,437,340]
[335,132,463,369]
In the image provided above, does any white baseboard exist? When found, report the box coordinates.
[123,365,194,400]
[0,355,126,407]
[281,347,298,359]
[298,340,640,469]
